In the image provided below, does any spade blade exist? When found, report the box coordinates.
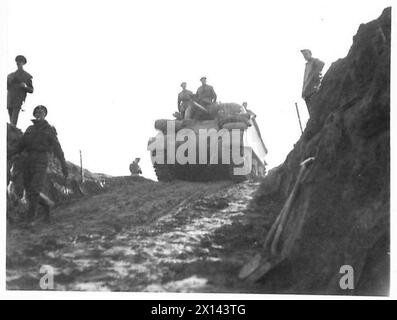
[239,253,284,283]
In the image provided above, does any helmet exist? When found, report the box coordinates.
[33,105,48,117]
[15,55,27,64]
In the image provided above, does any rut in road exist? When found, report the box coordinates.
[7,180,265,292]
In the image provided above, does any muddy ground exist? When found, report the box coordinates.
[7,177,274,292]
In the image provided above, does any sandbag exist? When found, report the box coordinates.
[155,119,184,133]
[218,103,244,116]
[207,103,221,118]
[218,114,250,127]
[221,122,248,130]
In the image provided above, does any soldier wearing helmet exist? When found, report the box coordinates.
[12,105,68,223]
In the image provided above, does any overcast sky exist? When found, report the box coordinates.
[3,0,392,179]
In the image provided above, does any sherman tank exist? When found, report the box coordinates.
[148,102,267,182]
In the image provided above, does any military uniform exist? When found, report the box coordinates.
[15,119,68,221]
[196,84,217,107]
[302,57,324,116]
[7,69,34,126]
[129,161,142,176]
[177,89,194,117]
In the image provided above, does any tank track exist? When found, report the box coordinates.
[153,150,266,182]
[154,164,175,182]
[154,163,262,182]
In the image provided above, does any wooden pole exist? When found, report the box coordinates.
[79,149,84,183]
[295,102,304,134]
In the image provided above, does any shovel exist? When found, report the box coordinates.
[239,157,315,282]
[39,192,55,208]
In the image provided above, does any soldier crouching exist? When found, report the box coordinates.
[11,105,68,223]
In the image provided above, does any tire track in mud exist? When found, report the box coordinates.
[7,180,262,292]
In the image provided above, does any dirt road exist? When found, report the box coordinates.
[7,177,270,292]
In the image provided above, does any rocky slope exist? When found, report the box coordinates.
[248,7,390,295]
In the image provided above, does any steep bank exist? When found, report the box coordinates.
[249,7,390,295]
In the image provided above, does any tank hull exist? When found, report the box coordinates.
[148,117,267,182]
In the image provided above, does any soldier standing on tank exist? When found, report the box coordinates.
[196,76,217,107]
[7,55,34,126]
[242,102,257,120]
[301,49,324,117]
[177,82,194,119]
[12,105,68,223]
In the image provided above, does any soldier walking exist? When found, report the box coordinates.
[7,55,34,126]
[12,105,68,223]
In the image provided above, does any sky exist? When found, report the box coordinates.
[2,0,393,180]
